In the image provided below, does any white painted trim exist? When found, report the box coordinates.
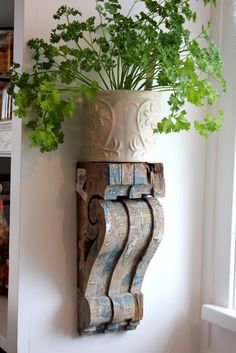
[202,305,236,333]
[7,118,22,353]
[7,0,24,351]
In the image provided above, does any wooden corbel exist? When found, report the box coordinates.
[76,163,165,335]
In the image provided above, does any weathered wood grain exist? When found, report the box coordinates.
[77,163,165,335]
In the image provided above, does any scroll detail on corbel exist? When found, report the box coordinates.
[77,163,165,335]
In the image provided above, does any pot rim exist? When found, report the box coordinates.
[95,89,161,95]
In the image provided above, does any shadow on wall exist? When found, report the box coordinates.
[53,104,88,337]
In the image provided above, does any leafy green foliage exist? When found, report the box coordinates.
[9,0,225,152]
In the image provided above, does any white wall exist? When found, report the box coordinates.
[10,1,209,353]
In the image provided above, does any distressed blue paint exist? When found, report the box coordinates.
[108,165,122,185]
[123,294,133,305]
[101,302,112,319]
[102,201,113,214]
[133,273,143,286]
[112,294,133,309]
[107,323,119,331]
[121,274,130,287]
[104,186,122,200]
[104,188,118,200]
[99,245,120,261]
[134,175,145,185]
[114,296,123,307]
[101,245,121,275]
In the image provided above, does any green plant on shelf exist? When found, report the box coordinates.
[8,0,225,152]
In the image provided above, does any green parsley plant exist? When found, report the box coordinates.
[8,0,225,152]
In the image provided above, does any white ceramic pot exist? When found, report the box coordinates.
[83,90,161,162]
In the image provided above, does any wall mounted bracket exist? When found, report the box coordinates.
[77,162,165,335]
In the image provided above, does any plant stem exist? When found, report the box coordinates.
[127,0,140,17]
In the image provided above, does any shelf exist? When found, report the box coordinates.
[0,296,7,351]
[0,121,12,157]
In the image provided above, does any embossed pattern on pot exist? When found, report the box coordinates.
[84,90,161,162]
